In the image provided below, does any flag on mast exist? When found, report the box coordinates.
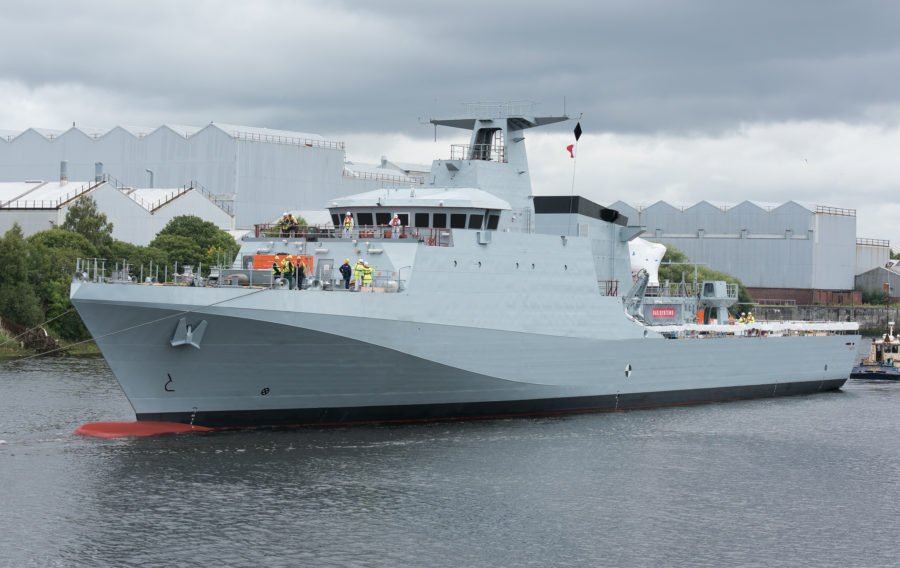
[566,122,582,158]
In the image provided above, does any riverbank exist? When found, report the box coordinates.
[0,330,101,359]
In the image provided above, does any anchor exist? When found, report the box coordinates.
[170,317,208,349]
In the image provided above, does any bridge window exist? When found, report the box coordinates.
[450,214,467,229]
[358,212,374,226]
[375,212,391,226]
[468,214,484,229]
[487,214,500,230]
[433,213,447,228]
[415,213,429,228]
[331,213,340,226]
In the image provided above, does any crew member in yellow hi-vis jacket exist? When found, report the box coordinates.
[281,256,294,290]
[362,262,373,289]
[353,259,365,291]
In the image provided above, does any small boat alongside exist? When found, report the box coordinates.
[850,322,900,380]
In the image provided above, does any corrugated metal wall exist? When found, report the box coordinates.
[0,125,373,228]
[607,199,857,290]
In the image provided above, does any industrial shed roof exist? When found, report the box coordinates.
[0,122,326,143]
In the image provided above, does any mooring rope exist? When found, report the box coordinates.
[3,285,271,363]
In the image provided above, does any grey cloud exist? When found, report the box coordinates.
[3,0,900,136]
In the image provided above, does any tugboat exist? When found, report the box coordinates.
[69,102,860,430]
[850,322,900,380]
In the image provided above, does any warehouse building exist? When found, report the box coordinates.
[0,123,423,230]
[609,199,878,305]
[0,177,233,246]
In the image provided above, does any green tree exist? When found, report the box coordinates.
[149,234,206,273]
[0,224,45,327]
[151,215,239,274]
[27,229,100,339]
[61,195,114,252]
[106,240,169,281]
[656,243,754,314]
[892,248,899,260]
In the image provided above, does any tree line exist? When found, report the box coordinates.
[0,196,240,341]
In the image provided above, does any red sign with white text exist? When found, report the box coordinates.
[651,307,676,318]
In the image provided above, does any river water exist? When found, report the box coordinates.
[1,356,898,568]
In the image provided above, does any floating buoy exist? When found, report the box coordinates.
[74,421,215,439]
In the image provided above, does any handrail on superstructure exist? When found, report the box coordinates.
[342,170,425,186]
[449,143,507,163]
[230,130,344,151]
[252,223,452,246]
[599,280,619,296]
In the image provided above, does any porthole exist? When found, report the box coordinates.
[477,261,482,268]
[625,364,632,378]
[515,262,519,269]
[453,260,458,267]
[531,263,535,270]
[564,264,568,271]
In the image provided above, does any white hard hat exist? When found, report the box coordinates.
[364,262,369,266]
[283,212,288,216]
[346,211,351,215]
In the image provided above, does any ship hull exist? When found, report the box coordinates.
[71,281,857,429]
[137,380,847,428]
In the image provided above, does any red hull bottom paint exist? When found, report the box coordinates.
[74,421,215,438]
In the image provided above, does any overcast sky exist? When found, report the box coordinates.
[2,0,899,244]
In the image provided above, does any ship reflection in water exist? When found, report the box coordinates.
[1,357,898,567]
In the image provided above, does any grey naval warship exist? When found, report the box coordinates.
[70,102,860,429]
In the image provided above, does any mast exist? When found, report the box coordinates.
[429,101,568,232]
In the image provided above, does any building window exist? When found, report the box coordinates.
[415,213,429,228]
[468,214,484,229]
[433,213,447,228]
[358,212,374,226]
[450,214,467,228]
[487,214,500,230]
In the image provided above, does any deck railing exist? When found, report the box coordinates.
[449,143,507,163]
[252,224,453,246]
